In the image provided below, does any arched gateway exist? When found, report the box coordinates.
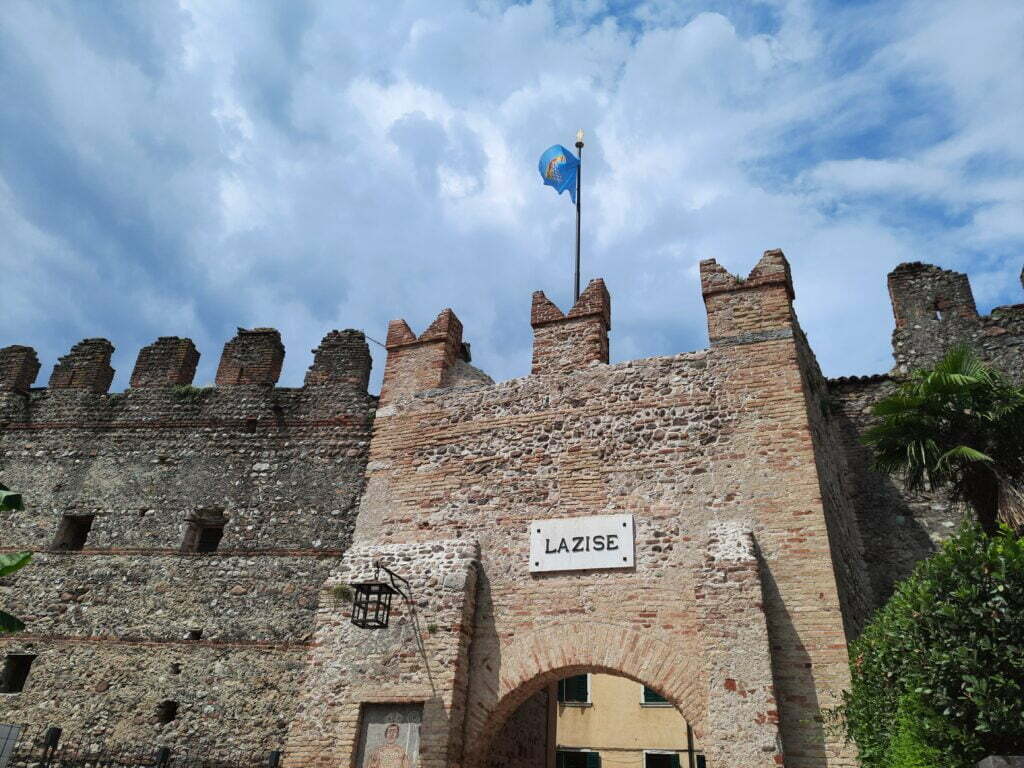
[462,623,707,768]
[284,252,863,768]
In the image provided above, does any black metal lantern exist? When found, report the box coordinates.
[349,560,410,629]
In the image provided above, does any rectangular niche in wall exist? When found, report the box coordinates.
[181,509,227,554]
[0,654,36,693]
[52,514,94,551]
[355,703,423,768]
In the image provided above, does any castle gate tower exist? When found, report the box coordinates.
[283,250,866,768]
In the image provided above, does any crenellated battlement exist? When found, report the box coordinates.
[0,329,373,429]
[131,337,200,388]
[379,308,469,405]
[215,327,286,387]
[0,345,41,393]
[48,338,116,393]
[530,278,611,375]
[700,248,796,346]
[887,261,1024,377]
[304,329,372,390]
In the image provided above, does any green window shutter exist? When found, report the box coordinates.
[559,674,588,702]
[643,686,667,704]
[556,752,565,768]
[695,755,706,768]
[670,754,681,768]
[585,752,601,768]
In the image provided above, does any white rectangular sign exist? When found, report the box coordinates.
[529,514,635,573]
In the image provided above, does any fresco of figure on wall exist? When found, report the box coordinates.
[366,723,412,768]
[356,704,421,768]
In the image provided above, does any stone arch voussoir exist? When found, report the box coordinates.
[464,622,706,768]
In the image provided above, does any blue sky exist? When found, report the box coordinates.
[2,0,1022,393]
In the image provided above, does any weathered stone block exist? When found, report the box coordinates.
[700,249,795,346]
[379,308,467,404]
[130,337,199,388]
[48,338,115,393]
[530,278,610,375]
[215,327,284,387]
[304,329,371,389]
[0,345,40,393]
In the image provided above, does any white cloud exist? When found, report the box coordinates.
[0,0,1021,392]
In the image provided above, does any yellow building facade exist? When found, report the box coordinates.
[552,674,705,768]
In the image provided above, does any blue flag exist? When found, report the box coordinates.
[538,144,579,203]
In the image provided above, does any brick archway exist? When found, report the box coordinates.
[462,622,706,768]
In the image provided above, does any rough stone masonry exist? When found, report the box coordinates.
[1,253,1021,767]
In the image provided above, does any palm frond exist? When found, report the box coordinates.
[0,551,32,578]
[936,444,994,471]
[0,609,26,634]
[0,486,23,511]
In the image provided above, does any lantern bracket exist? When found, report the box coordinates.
[373,559,411,602]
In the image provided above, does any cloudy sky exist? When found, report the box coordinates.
[2,0,1022,393]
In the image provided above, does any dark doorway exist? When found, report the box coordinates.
[0,654,36,693]
[52,514,94,551]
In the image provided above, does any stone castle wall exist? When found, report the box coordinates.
[282,253,857,767]
[0,329,375,757]
[830,263,1024,602]
[2,253,1020,767]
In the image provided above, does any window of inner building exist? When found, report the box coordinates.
[641,685,670,706]
[0,654,36,693]
[52,514,94,551]
[181,510,226,554]
[694,755,706,768]
[556,750,600,768]
[644,752,681,768]
[557,674,590,705]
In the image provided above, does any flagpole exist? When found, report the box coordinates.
[574,129,584,303]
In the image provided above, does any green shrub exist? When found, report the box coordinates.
[886,697,943,768]
[845,524,1024,767]
[172,385,211,404]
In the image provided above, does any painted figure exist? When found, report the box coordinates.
[366,723,412,768]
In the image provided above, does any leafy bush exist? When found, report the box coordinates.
[886,697,944,768]
[0,482,30,633]
[845,524,1024,767]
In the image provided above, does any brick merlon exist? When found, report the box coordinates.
[531,279,611,330]
[700,249,794,301]
[0,345,41,393]
[385,309,463,350]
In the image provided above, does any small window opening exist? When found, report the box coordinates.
[186,629,203,642]
[181,509,226,554]
[155,700,178,724]
[169,662,181,675]
[557,751,600,768]
[0,654,36,693]
[644,754,681,768]
[642,685,670,705]
[557,674,590,704]
[933,298,948,321]
[52,514,94,551]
